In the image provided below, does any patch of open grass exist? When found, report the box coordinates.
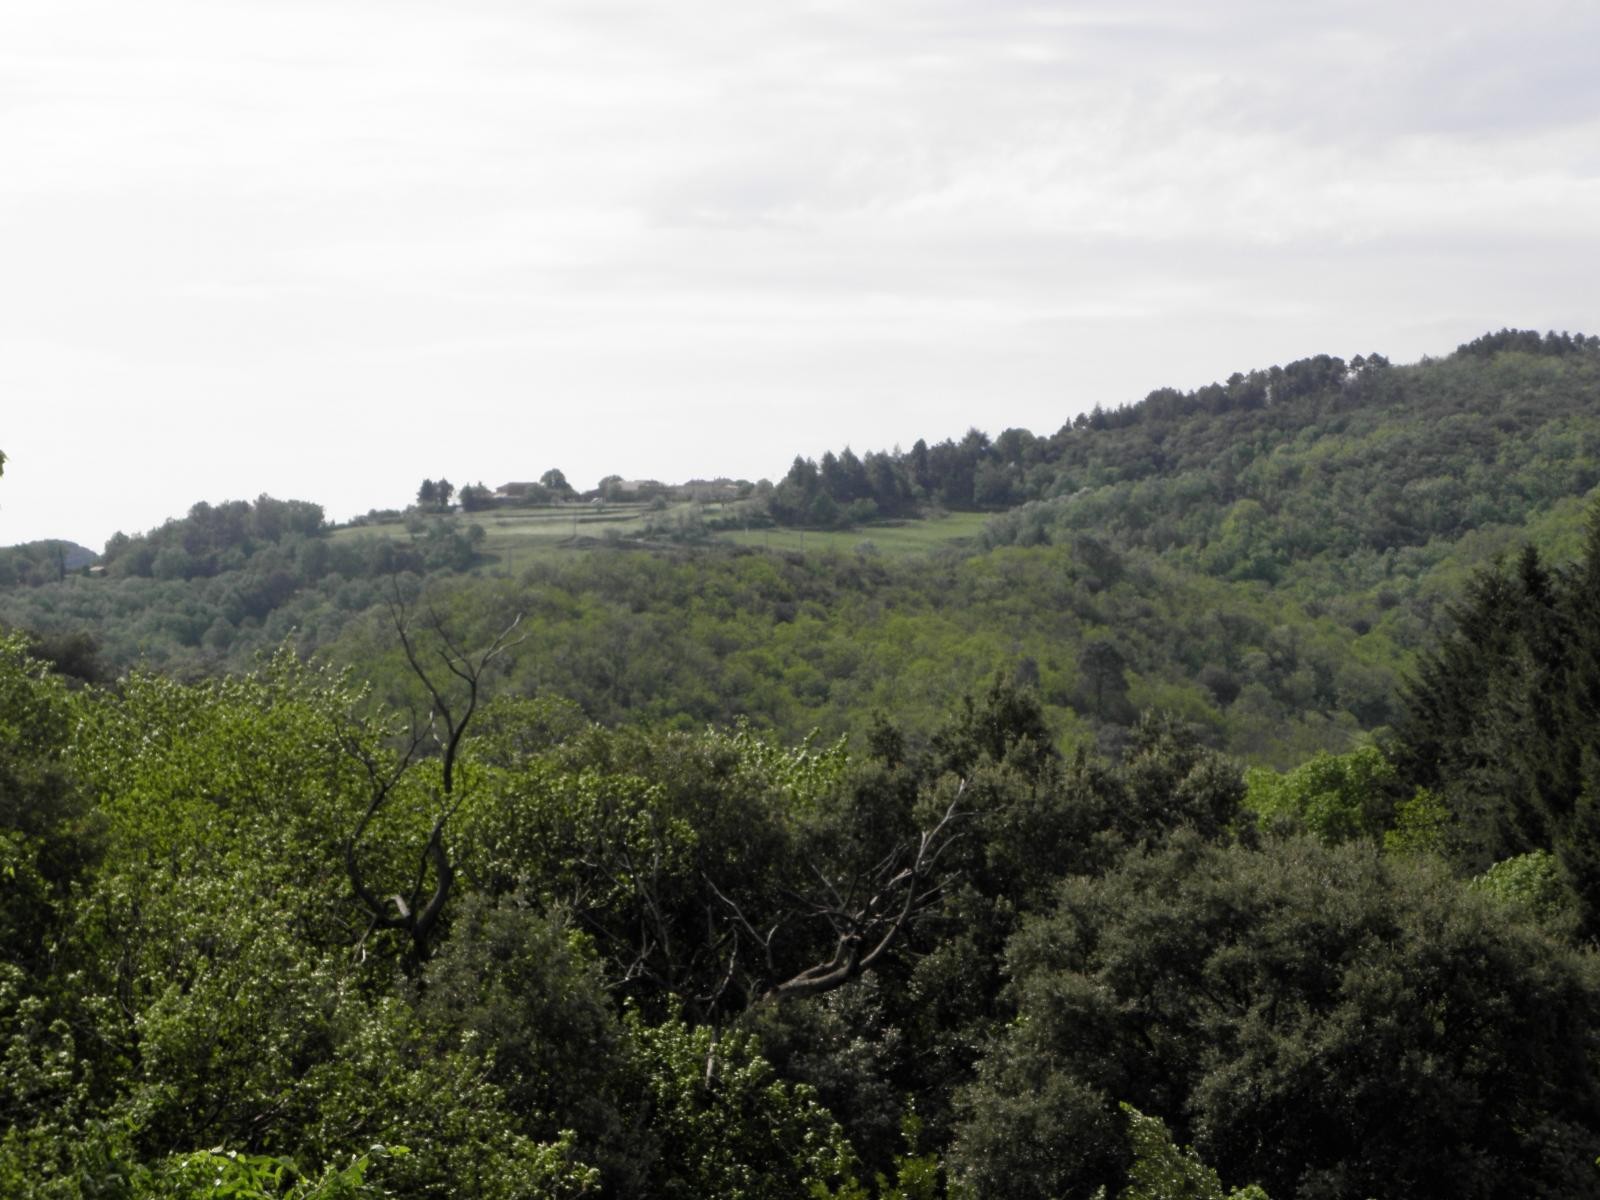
[328,505,992,565]
[714,511,991,557]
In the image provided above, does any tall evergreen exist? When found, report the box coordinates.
[1391,506,1600,935]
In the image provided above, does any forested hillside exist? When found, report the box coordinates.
[4,332,1598,768]
[8,331,1600,1196]
[9,528,1600,1195]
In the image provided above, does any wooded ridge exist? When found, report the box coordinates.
[4,329,1600,1197]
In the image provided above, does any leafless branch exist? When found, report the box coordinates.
[760,781,965,1002]
[342,586,524,962]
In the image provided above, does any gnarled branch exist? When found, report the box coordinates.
[714,781,965,1004]
[343,586,524,962]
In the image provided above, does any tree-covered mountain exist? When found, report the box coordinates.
[745,329,1599,544]
[7,331,1600,1196]
[0,539,97,586]
[4,331,1597,768]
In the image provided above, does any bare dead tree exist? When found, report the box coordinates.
[559,798,741,1016]
[344,589,524,962]
[547,777,963,1021]
[710,782,965,1005]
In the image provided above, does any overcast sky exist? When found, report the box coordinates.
[3,0,1597,548]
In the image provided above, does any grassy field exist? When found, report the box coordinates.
[714,511,992,556]
[329,505,993,564]
[477,504,658,552]
[330,503,657,558]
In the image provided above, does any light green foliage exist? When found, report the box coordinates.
[61,649,391,1032]
[874,1114,945,1200]
[140,1145,407,1199]
[0,630,69,745]
[0,638,113,1195]
[460,756,694,910]
[71,648,372,867]
[718,512,992,556]
[7,338,1600,774]
[720,718,851,818]
[1116,1106,1268,1200]
[1383,787,1450,857]
[121,896,349,1149]
[6,525,1392,768]
[1244,744,1395,843]
[57,861,598,1196]
[0,1115,140,1200]
[1205,498,1285,583]
[134,1136,591,1200]
[466,694,592,767]
[1473,850,1580,936]
[0,646,604,1197]
[874,1154,942,1200]
[624,1007,857,1199]
[290,997,600,1199]
[5,521,1408,769]
[824,1113,944,1200]
[0,963,111,1195]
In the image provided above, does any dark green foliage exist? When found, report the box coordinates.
[0,634,99,975]
[740,976,909,1175]
[956,835,1600,1200]
[1457,329,1600,359]
[540,469,575,499]
[982,334,1600,581]
[849,697,1249,1164]
[457,481,494,512]
[929,672,1056,778]
[22,627,108,684]
[742,330,1598,558]
[1390,511,1600,937]
[416,895,643,1190]
[102,495,326,580]
[0,540,95,587]
[1115,713,1248,846]
[955,1071,1128,1200]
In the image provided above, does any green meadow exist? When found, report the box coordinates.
[714,510,992,556]
[330,504,994,563]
